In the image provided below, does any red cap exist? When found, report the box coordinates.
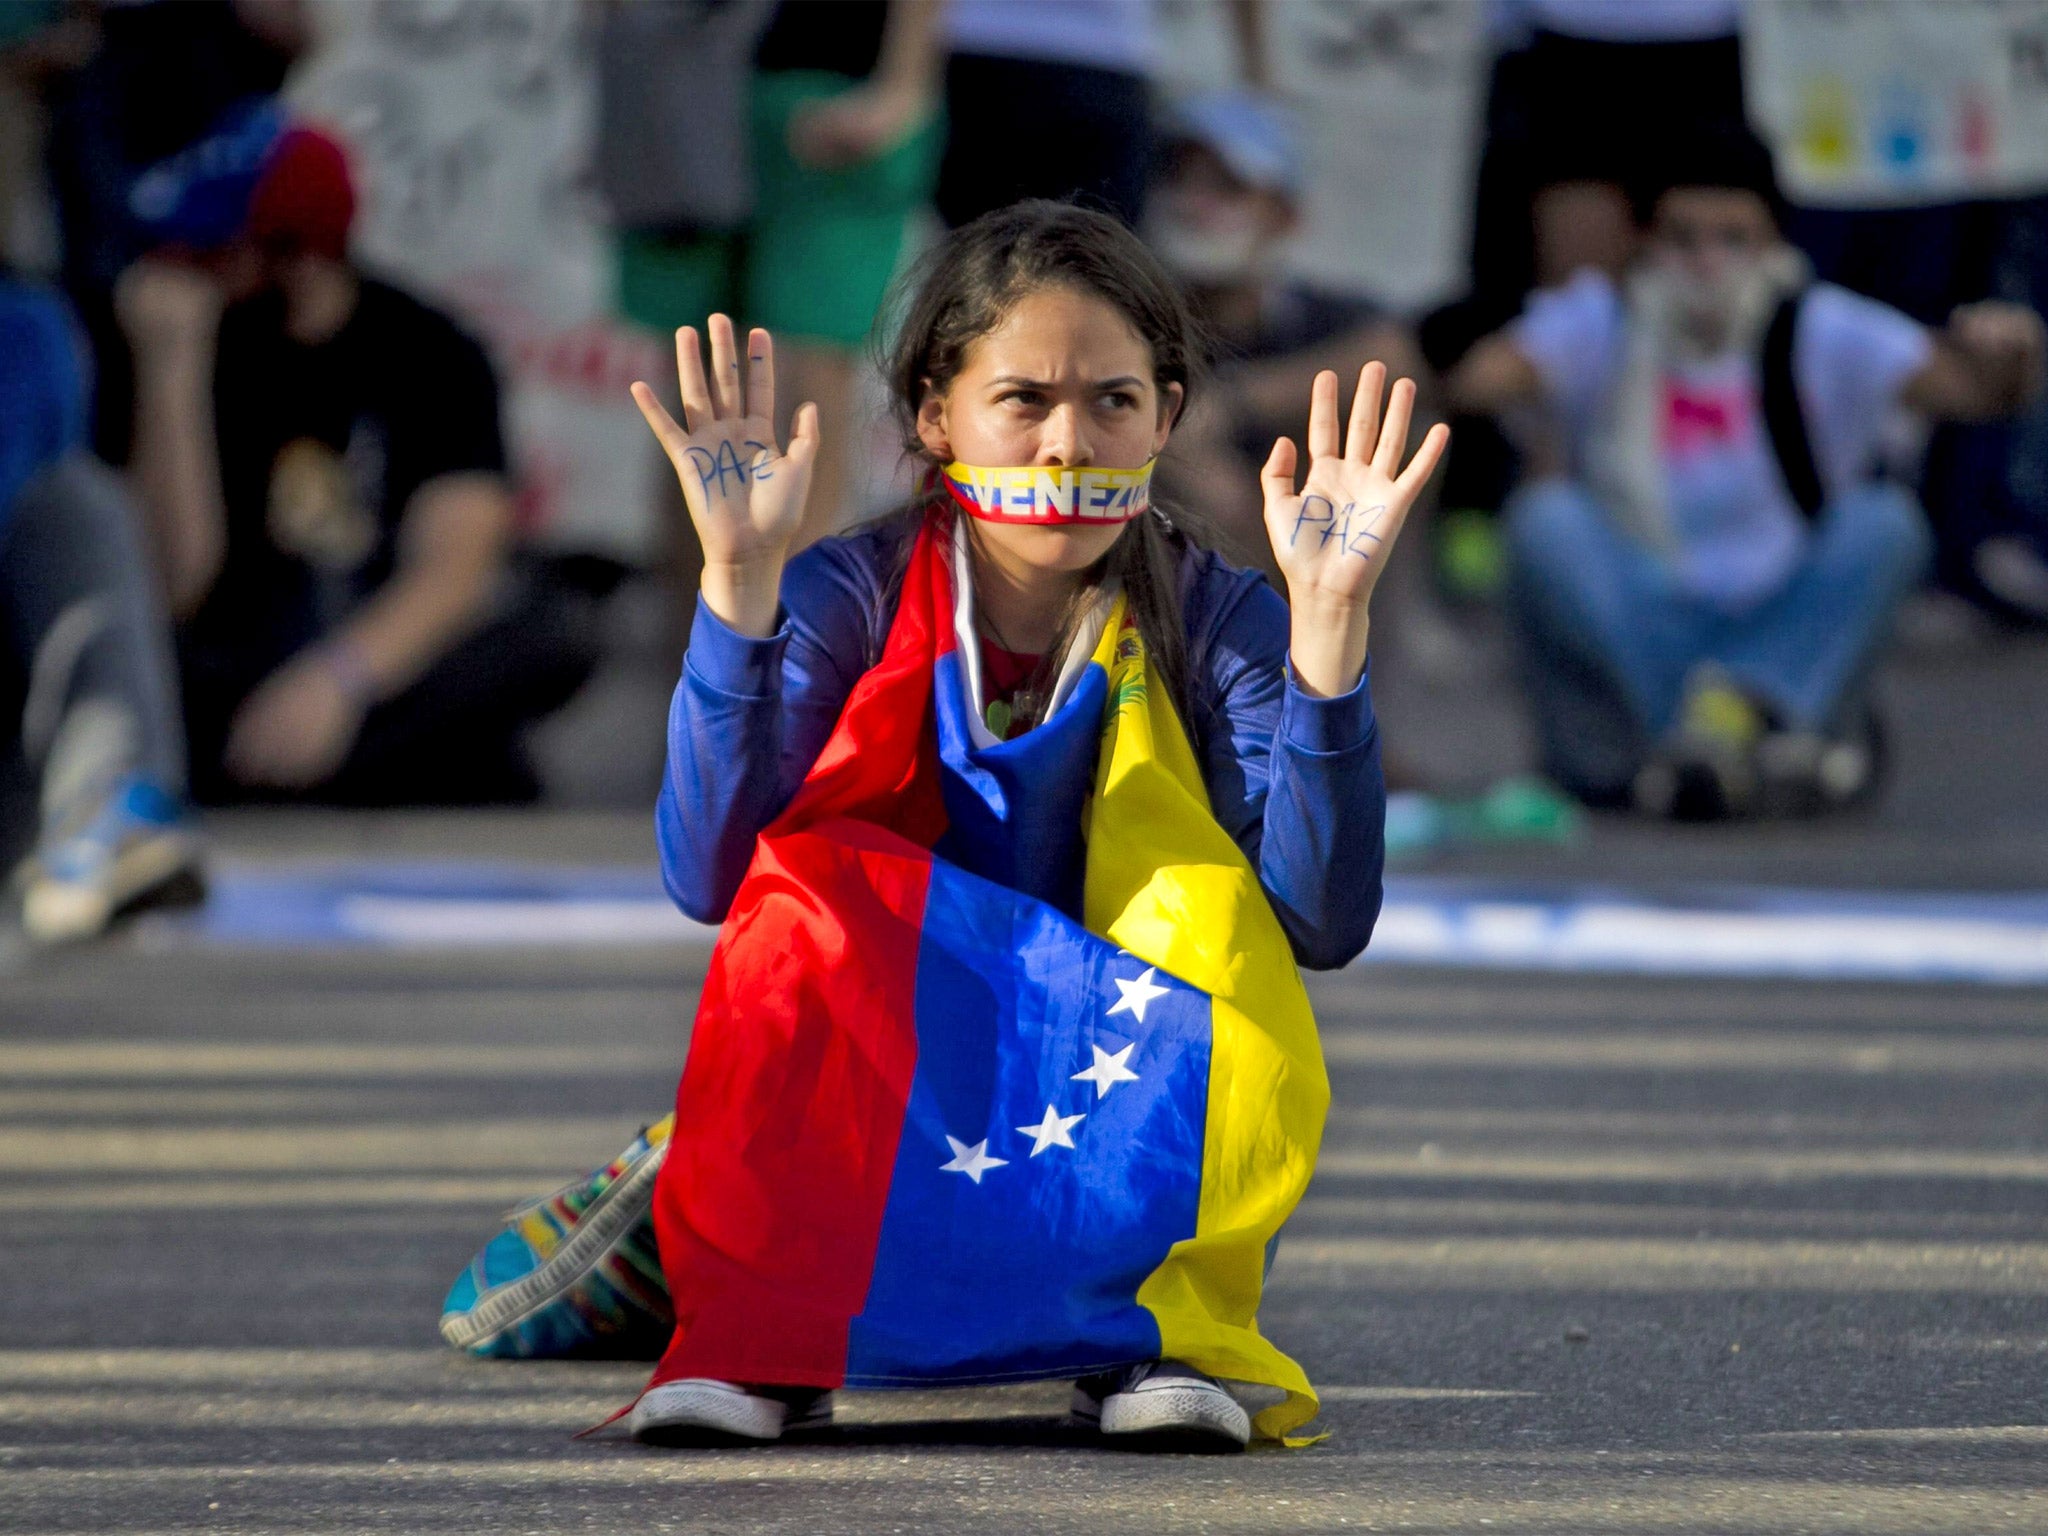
[247,127,356,260]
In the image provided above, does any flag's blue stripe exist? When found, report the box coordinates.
[931,650,1105,918]
[844,858,1212,1386]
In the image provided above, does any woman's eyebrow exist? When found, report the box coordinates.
[987,374,1148,391]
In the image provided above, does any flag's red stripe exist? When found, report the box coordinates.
[647,515,956,1388]
[650,825,929,1387]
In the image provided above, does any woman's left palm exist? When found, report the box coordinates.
[1260,364,1449,612]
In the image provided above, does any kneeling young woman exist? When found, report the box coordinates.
[623,202,1445,1449]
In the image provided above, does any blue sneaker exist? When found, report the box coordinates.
[19,775,203,944]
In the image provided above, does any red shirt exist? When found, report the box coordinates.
[978,639,1042,740]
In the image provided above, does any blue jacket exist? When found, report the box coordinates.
[656,516,1387,970]
[0,280,88,540]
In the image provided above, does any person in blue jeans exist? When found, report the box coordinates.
[1449,126,2045,817]
[0,276,200,942]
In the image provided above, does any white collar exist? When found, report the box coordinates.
[949,519,1119,749]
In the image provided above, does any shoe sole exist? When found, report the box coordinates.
[629,1382,789,1446]
[116,861,207,918]
[1095,1384,1250,1451]
[439,1135,668,1353]
[21,833,201,944]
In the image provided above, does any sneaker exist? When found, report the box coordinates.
[1972,535,2048,623]
[18,775,203,945]
[1816,734,1878,806]
[1639,673,1764,822]
[1755,730,1829,818]
[1071,1360,1250,1450]
[627,1379,832,1446]
[1758,706,1887,818]
[439,1117,673,1360]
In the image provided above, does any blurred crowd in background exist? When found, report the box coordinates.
[2,0,2047,945]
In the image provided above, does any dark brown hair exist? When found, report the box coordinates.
[878,200,1211,730]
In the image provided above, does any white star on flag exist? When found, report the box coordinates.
[940,1135,1007,1184]
[1016,1104,1085,1156]
[1071,1042,1139,1099]
[1106,966,1171,1025]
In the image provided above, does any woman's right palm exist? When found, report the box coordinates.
[631,315,819,567]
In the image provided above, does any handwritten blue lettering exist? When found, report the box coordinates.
[1343,502,1388,560]
[1290,495,1336,548]
[685,439,761,498]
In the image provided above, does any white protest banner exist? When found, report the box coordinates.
[1153,0,1488,312]
[1746,0,2048,208]
[289,0,664,561]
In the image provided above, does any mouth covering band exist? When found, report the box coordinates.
[940,459,1155,526]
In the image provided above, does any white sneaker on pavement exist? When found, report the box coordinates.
[1071,1359,1251,1450]
[627,1379,831,1446]
[18,774,202,945]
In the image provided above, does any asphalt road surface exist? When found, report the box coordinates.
[4,930,2046,1536]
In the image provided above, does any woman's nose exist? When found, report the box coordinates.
[1037,405,1091,467]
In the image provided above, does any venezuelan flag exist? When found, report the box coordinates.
[646,515,1329,1441]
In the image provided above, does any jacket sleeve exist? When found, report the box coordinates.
[1193,575,1387,970]
[654,545,875,923]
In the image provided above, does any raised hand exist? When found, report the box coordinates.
[1260,363,1450,696]
[1947,300,2047,406]
[631,315,819,637]
[114,258,224,361]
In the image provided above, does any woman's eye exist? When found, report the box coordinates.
[1100,392,1138,410]
[999,390,1045,408]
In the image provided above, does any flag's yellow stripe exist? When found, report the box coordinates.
[1079,605,1329,1442]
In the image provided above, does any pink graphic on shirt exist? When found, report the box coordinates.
[1958,86,1995,168]
[1660,379,1755,458]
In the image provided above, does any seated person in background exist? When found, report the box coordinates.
[120,110,597,806]
[1448,126,2045,819]
[1,275,200,943]
[1148,91,1428,585]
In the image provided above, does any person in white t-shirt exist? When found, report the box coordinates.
[1449,126,2044,818]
